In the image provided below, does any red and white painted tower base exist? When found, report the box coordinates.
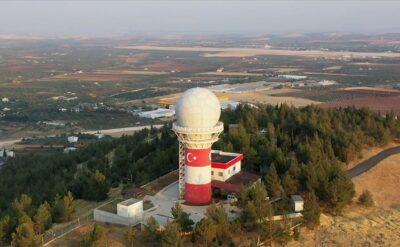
[173,88,223,205]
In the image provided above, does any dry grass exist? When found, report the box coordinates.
[48,223,128,247]
[273,67,304,73]
[293,205,400,246]
[94,70,168,75]
[116,45,400,58]
[352,153,400,208]
[303,71,367,77]
[352,62,400,67]
[129,88,320,108]
[141,170,178,195]
[223,89,320,107]
[53,70,167,82]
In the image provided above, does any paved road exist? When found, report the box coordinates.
[0,124,163,149]
[348,145,400,178]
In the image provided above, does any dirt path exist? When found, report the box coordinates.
[347,145,400,177]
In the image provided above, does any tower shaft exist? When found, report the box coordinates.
[184,147,212,205]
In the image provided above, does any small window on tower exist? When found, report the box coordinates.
[211,171,214,175]
[233,166,236,171]
[218,172,223,177]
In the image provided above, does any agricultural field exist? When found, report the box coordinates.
[1,34,400,140]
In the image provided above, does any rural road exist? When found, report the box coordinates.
[348,145,400,178]
[0,124,163,149]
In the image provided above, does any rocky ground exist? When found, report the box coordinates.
[295,206,400,246]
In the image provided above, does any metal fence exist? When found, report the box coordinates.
[42,214,93,246]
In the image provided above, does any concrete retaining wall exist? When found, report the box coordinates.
[93,209,142,226]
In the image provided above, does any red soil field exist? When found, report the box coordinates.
[7,65,34,72]
[321,96,400,114]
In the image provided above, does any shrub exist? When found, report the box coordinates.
[358,190,374,207]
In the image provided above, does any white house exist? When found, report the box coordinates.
[211,150,243,182]
[1,98,9,103]
[117,198,143,218]
[67,136,79,143]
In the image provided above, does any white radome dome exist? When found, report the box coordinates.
[175,87,221,128]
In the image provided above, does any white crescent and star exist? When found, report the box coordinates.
[186,152,197,163]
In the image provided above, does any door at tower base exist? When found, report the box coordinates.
[184,147,212,205]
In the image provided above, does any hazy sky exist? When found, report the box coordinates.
[1,1,400,36]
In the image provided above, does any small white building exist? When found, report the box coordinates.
[291,195,304,212]
[1,98,9,103]
[278,74,307,80]
[117,198,143,218]
[317,80,337,86]
[64,147,77,153]
[0,149,15,158]
[211,150,243,182]
[94,133,105,139]
[67,136,79,143]
[138,108,175,119]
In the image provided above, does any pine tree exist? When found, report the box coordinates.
[81,224,107,247]
[12,194,33,217]
[52,192,75,223]
[125,226,136,247]
[33,202,52,234]
[282,172,298,196]
[194,218,216,247]
[265,164,282,197]
[161,221,181,247]
[205,204,231,244]
[0,215,10,244]
[89,170,110,201]
[11,218,41,247]
[303,192,320,229]
[171,203,194,232]
[142,216,160,243]
[63,192,75,222]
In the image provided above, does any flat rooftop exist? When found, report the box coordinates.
[211,150,243,164]
[212,153,235,163]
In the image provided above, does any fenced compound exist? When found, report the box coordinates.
[42,214,93,246]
